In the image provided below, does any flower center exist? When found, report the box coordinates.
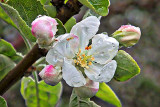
[74,46,94,69]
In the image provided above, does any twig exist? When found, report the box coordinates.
[0,0,82,95]
[0,44,47,95]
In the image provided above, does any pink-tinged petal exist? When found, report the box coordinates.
[53,33,79,59]
[113,25,141,47]
[118,25,141,35]
[39,65,62,86]
[31,16,58,47]
[74,79,99,98]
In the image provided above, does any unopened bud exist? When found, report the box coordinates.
[74,79,99,98]
[39,65,62,86]
[31,15,58,48]
[112,25,141,47]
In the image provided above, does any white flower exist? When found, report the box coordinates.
[46,16,119,88]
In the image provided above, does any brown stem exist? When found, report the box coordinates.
[51,0,82,23]
[0,0,82,95]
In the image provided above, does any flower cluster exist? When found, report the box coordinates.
[38,16,119,98]
[32,16,141,98]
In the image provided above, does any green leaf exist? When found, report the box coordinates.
[0,54,16,81]
[39,0,57,18]
[69,90,100,107]
[0,6,16,28]
[83,9,101,20]
[78,0,110,16]
[7,0,48,27]
[44,5,57,18]
[114,50,140,81]
[56,18,66,36]
[0,96,7,107]
[64,17,76,33]
[21,77,62,107]
[96,83,121,107]
[0,39,22,63]
[0,3,36,42]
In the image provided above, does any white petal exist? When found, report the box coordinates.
[46,48,64,66]
[85,60,117,82]
[62,58,86,87]
[71,16,100,51]
[74,79,99,98]
[88,34,119,64]
[53,34,79,59]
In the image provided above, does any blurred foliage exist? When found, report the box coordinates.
[99,0,160,106]
[21,77,62,107]
[0,96,7,107]
[96,83,121,107]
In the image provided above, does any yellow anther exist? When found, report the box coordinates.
[79,49,81,53]
[82,54,85,57]
[66,37,74,41]
[85,46,88,50]
[88,61,92,65]
[91,57,95,61]
[76,62,79,65]
[74,60,77,63]
[88,45,92,49]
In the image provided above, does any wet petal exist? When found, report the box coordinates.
[71,16,100,51]
[62,58,86,87]
[46,48,64,66]
[85,60,117,82]
[88,34,119,64]
[53,34,79,59]
[74,78,99,98]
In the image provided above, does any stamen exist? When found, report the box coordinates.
[75,48,94,69]
[88,45,92,49]
[66,37,74,41]
[91,57,95,61]
[82,54,85,57]
[85,45,92,50]
[88,62,92,65]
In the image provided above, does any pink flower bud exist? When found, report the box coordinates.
[112,25,141,47]
[39,65,62,86]
[31,16,58,47]
[74,79,99,98]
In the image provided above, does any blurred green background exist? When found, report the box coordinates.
[0,0,160,107]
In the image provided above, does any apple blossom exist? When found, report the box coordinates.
[31,15,58,48]
[112,25,141,47]
[44,16,119,97]
[39,65,62,86]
